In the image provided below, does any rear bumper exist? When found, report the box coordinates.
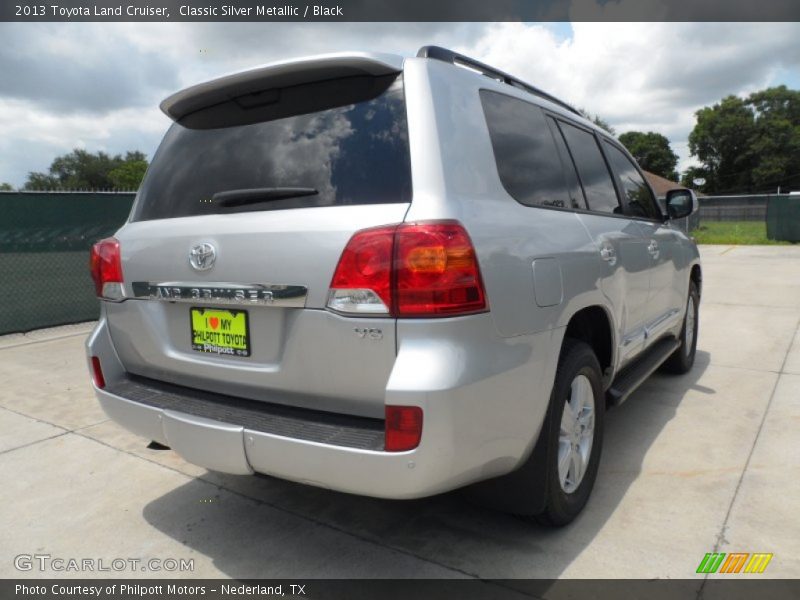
[96,384,449,498]
[87,312,561,500]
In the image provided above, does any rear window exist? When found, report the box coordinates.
[132,76,411,221]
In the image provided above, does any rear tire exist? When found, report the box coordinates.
[534,339,605,527]
[662,281,699,374]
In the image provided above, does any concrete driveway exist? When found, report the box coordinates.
[1,245,798,581]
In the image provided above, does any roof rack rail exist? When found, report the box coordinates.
[416,45,581,117]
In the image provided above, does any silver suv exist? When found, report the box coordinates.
[87,46,701,525]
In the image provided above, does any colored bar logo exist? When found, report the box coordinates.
[696,552,773,574]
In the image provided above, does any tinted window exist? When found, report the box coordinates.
[557,121,620,214]
[132,77,411,221]
[603,142,662,220]
[546,117,587,210]
[480,91,571,209]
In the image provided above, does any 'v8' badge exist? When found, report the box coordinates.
[354,328,383,340]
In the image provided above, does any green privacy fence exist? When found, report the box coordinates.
[0,192,135,335]
[766,195,800,242]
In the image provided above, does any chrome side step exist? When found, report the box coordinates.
[607,337,681,407]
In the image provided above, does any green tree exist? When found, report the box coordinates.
[24,149,148,191]
[24,172,59,190]
[0,182,14,191]
[688,95,756,194]
[618,131,679,181]
[686,86,800,194]
[746,85,800,192]
[108,154,149,190]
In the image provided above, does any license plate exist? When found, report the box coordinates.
[190,308,250,357]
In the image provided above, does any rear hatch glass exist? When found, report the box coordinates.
[132,75,411,221]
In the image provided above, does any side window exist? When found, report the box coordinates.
[480,90,572,209]
[546,116,587,210]
[603,141,662,220]
[557,121,620,215]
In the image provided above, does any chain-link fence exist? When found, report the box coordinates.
[0,191,135,335]
[697,195,770,222]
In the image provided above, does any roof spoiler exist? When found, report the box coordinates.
[417,45,581,117]
[160,52,404,124]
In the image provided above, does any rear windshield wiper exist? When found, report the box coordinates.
[212,187,319,208]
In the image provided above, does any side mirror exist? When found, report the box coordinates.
[665,188,698,220]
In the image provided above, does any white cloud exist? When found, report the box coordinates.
[0,21,482,186]
[0,21,798,185]
[0,23,179,114]
[456,22,800,173]
[0,97,169,186]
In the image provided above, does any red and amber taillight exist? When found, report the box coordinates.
[89,237,124,300]
[326,220,487,317]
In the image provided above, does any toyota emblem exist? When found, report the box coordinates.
[189,242,216,271]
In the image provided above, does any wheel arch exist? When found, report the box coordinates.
[562,304,616,388]
[690,263,702,298]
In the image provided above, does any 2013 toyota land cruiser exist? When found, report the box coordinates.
[87,46,701,525]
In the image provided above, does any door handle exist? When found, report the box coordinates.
[647,240,660,259]
[600,245,616,265]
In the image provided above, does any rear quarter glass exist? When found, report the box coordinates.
[132,76,411,221]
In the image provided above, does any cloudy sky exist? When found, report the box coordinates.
[1,21,799,187]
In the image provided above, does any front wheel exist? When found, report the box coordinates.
[535,339,605,526]
[662,281,700,374]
